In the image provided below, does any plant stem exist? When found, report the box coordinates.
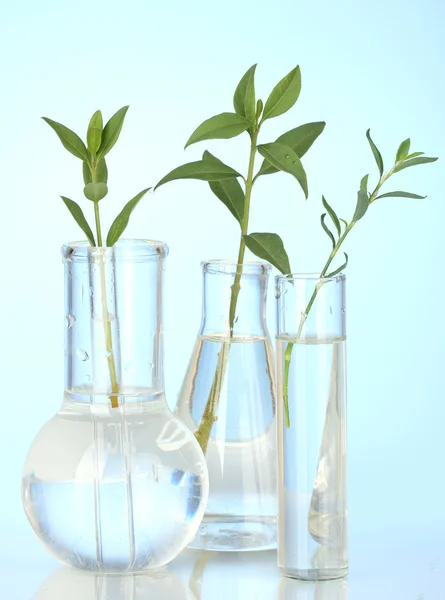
[194,128,259,454]
[91,159,120,409]
[282,167,394,426]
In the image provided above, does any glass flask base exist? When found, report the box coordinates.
[188,515,277,552]
[280,566,348,581]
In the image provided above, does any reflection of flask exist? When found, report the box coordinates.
[33,566,192,600]
[22,240,208,571]
[176,261,277,551]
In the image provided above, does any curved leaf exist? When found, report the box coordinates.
[396,138,411,162]
[61,196,96,246]
[394,156,438,173]
[83,182,108,202]
[155,158,241,190]
[97,106,129,159]
[42,117,89,161]
[203,151,244,224]
[257,122,325,177]
[83,161,92,185]
[340,218,348,230]
[257,142,308,198]
[352,174,369,223]
[321,214,335,249]
[96,158,108,183]
[326,253,349,278]
[243,232,291,275]
[87,110,103,154]
[256,99,263,120]
[185,112,251,148]
[375,191,426,200]
[366,129,384,177]
[322,195,341,236]
[233,64,256,123]
[262,66,301,122]
[106,188,151,246]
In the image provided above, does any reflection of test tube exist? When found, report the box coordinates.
[279,574,348,600]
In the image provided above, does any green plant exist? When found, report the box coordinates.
[44,107,150,408]
[280,130,438,426]
[155,64,325,452]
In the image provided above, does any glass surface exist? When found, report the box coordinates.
[176,260,277,551]
[276,274,347,580]
[22,240,209,572]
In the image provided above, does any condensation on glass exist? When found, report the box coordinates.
[276,273,347,580]
[22,240,209,572]
[176,260,277,551]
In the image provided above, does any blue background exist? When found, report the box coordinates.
[1,0,443,555]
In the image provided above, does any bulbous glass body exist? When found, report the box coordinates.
[22,240,208,572]
[176,260,277,551]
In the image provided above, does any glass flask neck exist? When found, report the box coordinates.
[275,273,346,340]
[62,239,168,402]
[200,260,271,339]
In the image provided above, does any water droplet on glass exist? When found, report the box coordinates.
[275,287,281,299]
[66,314,76,328]
[76,348,89,361]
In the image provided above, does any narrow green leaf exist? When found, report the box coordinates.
[366,129,384,177]
[321,214,336,249]
[243,232,291,275]
[257,122,325,177]
[61,196,96,246]
[340,218,348,230]
[87,110,103,154]
[83,161,92,185]
[322,195,341,236]
[203,151,245,225]
[404,152,424,160]
[326,253,349,278]
[106,188,151,246]
[375,191,426,200]
[155,158,241,190]
[42,117,89,162]
[185,112,251,148]
[95,158,108,183]
[233,64,256,123]
[352,174,369,223]
[394,156,438,173]
[97,106,129,159]
[396,138,411,162]
[256,99,263,120]
[83,182,108,202]
[257,142,308,198]
[262,66,301,122]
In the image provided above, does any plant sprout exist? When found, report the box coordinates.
[44,107,150,407]
[156,64,325,452]
[280,130,438,426]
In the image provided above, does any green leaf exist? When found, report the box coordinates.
[404,152,424,160]
[326,253,349,278]
[61,196,96,246]
[375,191,426,200]
[257,122,325,177]
[203,151,244,225]
[321,214,335,249]
[243,232,291,275]
[87,110,103,154]
[233,64,257,123]
[322,195,341,236]
[106,188,151,246]
[83,182,108,202]
[42,117,89,162]
[256,99,263,120]
[262,66,301,122]
[97,106,129,159]
[394,156,438,173]
[185,112,251,148]
[83,161,92,185]
[155,158,241,190]
[257,142,308,198]
[340,218,348,230]
[366,129,384,177]
[352,174,369,223]
[96,158,108,183]
[396,138,411,162]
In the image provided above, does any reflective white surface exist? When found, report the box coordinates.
[2,527,444,599]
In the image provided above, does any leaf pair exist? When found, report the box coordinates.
[319,196,349,276]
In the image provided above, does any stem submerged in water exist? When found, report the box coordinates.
[194,128,259,453]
